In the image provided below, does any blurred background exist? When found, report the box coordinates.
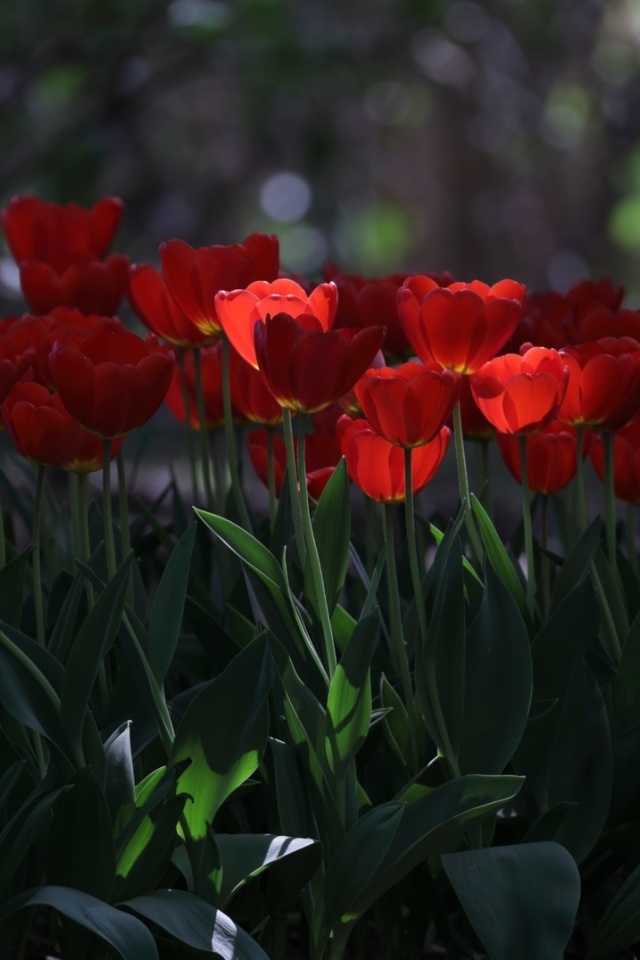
[1,0,640,301]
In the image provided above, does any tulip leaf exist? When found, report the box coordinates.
[0,785,71,900]
[586,861,640,960]
[470,494,527,616]
[104,721,136,829]
[122,889,269,958]
[113,794,187,902]
[550,516,601,612]
[379,673,411,765]
[215,833,322,907]
[442,841,580,960]
[305,458,350,615]
[459,566,532,774]
[195,510,286,593]
[0,886,158,960]
[60,552,134,754]
[171,637,272,838]
[614,610,640,730]
[147,522,197,684]
[0,547,32,627]
[325,611,377,776]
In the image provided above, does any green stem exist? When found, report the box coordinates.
[78,473,95,610]
[102,439,117,581]
[541,493,550,618]
[452,398,483,565]
[179,347,200,505]
[383,503,413,706]
[603,430,617,566]
[298,416,337,677]
[404,447,427,645]
[627,502,638,576]
[519,435,536,618]
[575,425,588,533]
[192,347,216,510]
[222,338,252,530]
[32,464,47,646]
[266,425,277,533]
[282,408,306,566]
[479,438,493,520]
[68,471,81,563]
[117,449,131,561]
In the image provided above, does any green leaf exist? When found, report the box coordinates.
[304,458,350,615]
[113,794,187,902]
[147,523,197,684]
[0,785,71,898]
[104,722,136,830]
[123,889,269,958]
[470,494,527,616]
[551,516,601,612]
[459,566,532,774]
[170,637,272,837]
[60,552,133,754]
[196,510,286,593]
[379,673,411,765]
[0,886,158,960]
[215,833,322,906]
[325,611,377,775]
[614,611,640,730]
[0,547,32,626]
[442,842,580,960]
[587,861,640,960]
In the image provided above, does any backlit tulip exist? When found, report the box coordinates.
[217,278,338,369]
[229,346,282,425]
[558,338,640,431]
[497,421,581,495]
[354,361,460,447]
[254,312,384,414]
[49,327,175,439]
[160,234,279,339]
[397,277,525,374]
[129,263,213,347]
[338,416,450,503]
[470,346,569,435]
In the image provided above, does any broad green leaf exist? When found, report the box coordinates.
[459,566,532,774]
[311,803,404,959]
[429,524,482,586]
[587,862,640,960]
[196,510,286,593]
[171,637,272,838]
[471,494,527,616]
[0,548,32,626]
[123,889,269,958]
[215,833,322,907]
[305,458,350,615]
[147,523,197,683]
[0,886,158,960]
[592,546,628,666]
[326,612,377,775]
[104,722,136,832]
[60,552,133,753]
[551,516,601,612]
[45,768,116,901]
[113,794,187,902]
[379,673,411,765]
[443,842,580,960]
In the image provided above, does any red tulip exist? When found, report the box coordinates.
[2,195,123,273]
[164,344,226,429]
[397,276,525,374]
[470,346,569,435]
[159,233,279,339]
[0,338,34,405]
[18,253,129,316]
[216,277,338,369]
[354,361,460,447]
[325,267,411,356]
[1,382,87,466]
[129,263,214,347]
[558,337,640,431]
[49,327,175,439]
[229,346,282,425]
[502,289,570,353]
[61,432,124,474]
[458,374,495,441]
[497,421,581,495]
[338,416,450,503]
[254,312,385,414]
[589,422,640,504]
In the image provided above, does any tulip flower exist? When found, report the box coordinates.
[129,263,214,347]
[558,337,640,432]
[216,278,338,369]
[397,277,525,375]
[470,346,569,436]
[497,421,581,495]
[0,339,34,405]
[2,195,123,273]
[589,422,640,505]
[354,361,460,448]
[338,416,450,503]
[18,254,130,316]
[229,345,282,425]
[254,312,385,414]
[1,382,87,467]
[159,233,279,339]
[49,326,175,439]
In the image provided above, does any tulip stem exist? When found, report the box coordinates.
[222,339,252,530]
[519,436,536,618]
[193,347,216,511]
[68,471,81,563]
[383,503,413,706]
[603,430,617,566]
[452,399,484,565]
[627,503,638,576]
[79,473,95,610]
[282,409,306,567]
[541,494,550,617]
[404,447,427,645]
[179,348,200,506]
[33,464,47,646]
[102,439,117,581]
[298,416,337,677]
[266,426,277,533]
[574,425,588,534]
